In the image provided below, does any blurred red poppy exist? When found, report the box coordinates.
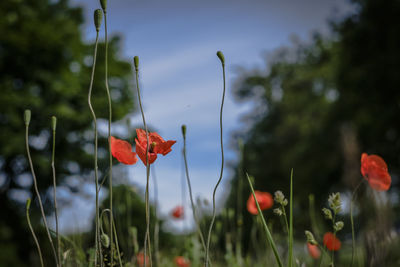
[247,191,273,215]
[307,243,320,259]
[361,153,391,191]
[136,252,149,267]
[171,205,184,219]
[135,129,176,165]
[110,136,138,165]
[174,256,190,267]
[323,232,341,251]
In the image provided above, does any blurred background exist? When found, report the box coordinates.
[1,0,400,266]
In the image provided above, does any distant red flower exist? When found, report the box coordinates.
[323,232,341,251]
[136,252,149,267]
[361,153,391,191]
[110,136,138,165]
[135,129,176,165]
[174,256,190,267]
[171,205,184,219]
[307,243,321,259]
[247,191,273,215]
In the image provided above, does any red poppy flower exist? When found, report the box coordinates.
[361,153,391,191]
[136,252,149,267]
[323,232,341,251]
[174,256,190,267]
[171,205,184,219]
[110,136,138,165]
[135,129,176,165]
[247,191,273,215]
[307,243,321,259]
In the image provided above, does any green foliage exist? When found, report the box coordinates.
[0,0,134,265]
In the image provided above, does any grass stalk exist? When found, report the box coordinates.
[235,139,244,265]
[26,198,45,267]
[24,110,59,267]
[87,30,103,266]
[133,56,153,267]
[288,169,293,267]
[205,51,226,267]
[246,173,283,267]
[350,180,363,267]
[151,165,160,267]
[51,116,61,266]
[181,125,207,257]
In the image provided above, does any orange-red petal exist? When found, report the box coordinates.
[174,256,190,267]
[360,153,391,191]
[307,243,321,259]
[247,191,273,215]
[110,136,138,165]
[135,139,157,165]
[171,205,184,219]
[323,232,341,251]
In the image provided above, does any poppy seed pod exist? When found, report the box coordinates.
[100,0,107,11]
[24,109,31,126]
[134,56,139,71]
[181,124,187,137]
[51,116,57,131]
[216,51,225,65]
[94,9,103,32]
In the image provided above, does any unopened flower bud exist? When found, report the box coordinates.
[94,9,103,32]
[100,0,107,11]
[134,56,139,71]
[216,51,225,65]
[181,125,187,138]
[101,233,110,248]
[305,230,318,245]
[24,109,31,126]
[51,116,57,131]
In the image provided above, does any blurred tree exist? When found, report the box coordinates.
[226,0,400,263]
[0,0,134,265]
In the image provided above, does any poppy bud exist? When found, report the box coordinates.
[134,56,139,71]
[181,125,187,138]
[26,198,31,210]
[24,109,31,126]
[100,0,107,11]
[101,233,110,248]
[94,9,103,32]
[51,116,57,131]
[216,51,225,65]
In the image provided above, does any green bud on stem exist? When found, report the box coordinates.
[181,124,187,138]
[51,116,57,131]
[100,0,107,11]
[94,9,103,32]
[24,110,31,126]
[133,56,139,71]
[216,51,225,65]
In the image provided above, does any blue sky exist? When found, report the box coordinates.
[57,0,354,233]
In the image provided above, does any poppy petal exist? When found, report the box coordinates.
[110,136,138,165]
[135,139,157,165]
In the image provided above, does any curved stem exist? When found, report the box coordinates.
[205,62,226,267]
[350,180,363,267]
[87,32,103,267]
[25,123,59,267]
[134,63,153,267]
[103,11,115,267]
[26,199,44,267]
[51,125,61,266]
[182,131,207,255]
[100,209,123,266]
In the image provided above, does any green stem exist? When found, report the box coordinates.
[25,120,59,267]
[134,59,153,267]
[182,128,207,256]
[26,199,44,267]
[102,11,115,267]
[100,209,123,266]
[87,32,103,267]
[51,120,61,266]
[288,169,293,267]
[235,139,244,266]
[281,205,290,235]
[205,56,226,267]
[350,180,363,267]
[246,173,283,267]
[151,166,160,267]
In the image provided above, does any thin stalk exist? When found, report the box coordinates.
[235,139,244,265]
[25,119,59,267]
[246,173,283,267]
[182,128,207,255]
[100,209,123,266]
[87,32,103,267]
[281,204,290,235]
[51,118,61,266]
[288,169,293,267]
[26,199,45,267]
[102,10,115,266]
[331,214,337,267]
[350,180,363,267]
[205,54,226,267]
[151,166,160,267]
[308,194,320,237]
[134,58,153,267]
